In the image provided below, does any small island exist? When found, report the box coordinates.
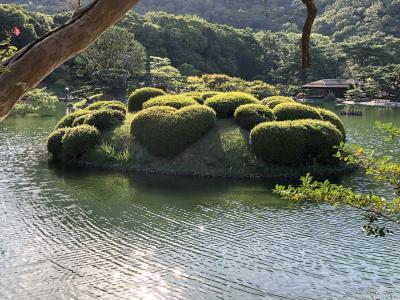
[47,88,350,179]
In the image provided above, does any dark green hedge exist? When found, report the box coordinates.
[47,128,71,156]
[273,103,322,121]
[250,119,343,165]
[204,92,259,118]
[318,108,346,140]
[143,95,198,110]
[261,96,295,109]
[54,110,91,129]
[83,109,126,131]
[234,104,276,130]
[62,125,101,159]
[128,87,166,112]
[131,105,216,157]
[86,101,127,114]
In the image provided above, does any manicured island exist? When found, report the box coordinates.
[47,88,349,178]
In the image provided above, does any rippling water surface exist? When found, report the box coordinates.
[0,107,399,299]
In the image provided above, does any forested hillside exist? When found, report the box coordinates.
[1,0,399,39]
[1,2,399,100]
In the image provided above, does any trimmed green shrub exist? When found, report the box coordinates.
[62,125,101,159]
[273,103,322,121]
[47,128,71,156]
[73,99,88,110]
[83,109,126,131]
[234,104,276,130]
[204,92,259,118]
[181,92,204,104]
[250,119,343,165]
[318,108,346,139]
[55,110,91,129]
[131,105,216,157]
[128,87,166,112]
[86,100,127,114]
[261,96,295,109]
[72,114,89,127]
[143,95,198,110]
[201,91,222,101]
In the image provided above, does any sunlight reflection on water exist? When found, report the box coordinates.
[0,108,399,299]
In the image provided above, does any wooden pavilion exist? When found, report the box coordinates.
[302,79,356,99]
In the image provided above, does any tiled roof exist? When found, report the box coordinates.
[302,79,356,88]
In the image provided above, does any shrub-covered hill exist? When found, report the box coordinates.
[2,0,399,39]
[47,92,350,179]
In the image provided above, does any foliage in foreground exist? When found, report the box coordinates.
[274,122,400,236]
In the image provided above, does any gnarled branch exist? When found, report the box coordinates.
[0,0,140,121]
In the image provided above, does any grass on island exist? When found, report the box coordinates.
[83,113,350,178]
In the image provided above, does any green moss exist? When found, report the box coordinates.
[143,94,198,110]
[128,87,166,112]
[204,92,259,118]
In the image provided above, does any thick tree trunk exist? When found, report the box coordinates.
[0,0,139,121]
[301,0,317,69]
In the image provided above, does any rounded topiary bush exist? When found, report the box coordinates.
[204,92,259,118]
[128,87,166,112]
[261,96,295,109]
[72,114,89,127]
[86,100,127,114]
[250,119,343,165]
[47,128,71,156]
[234,104,276,130]
[180,92,204,104]
[55,110,91,129]
[83,109,126,131]
[62,125,101,159]
[318,108,346,140]
[143,95,198,110]
[131,105,216,157]
[273,103,322,121]
[201,91,222,101]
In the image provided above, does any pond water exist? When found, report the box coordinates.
[0,106,399,299]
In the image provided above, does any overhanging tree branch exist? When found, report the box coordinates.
[0,0,140,121]
[0,0,317,121]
